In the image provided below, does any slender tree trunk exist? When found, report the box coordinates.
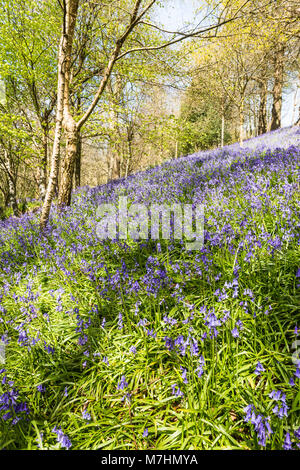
[40,0,79,227]
[57,0,79,207]
[295,107,300,126]
[74,132,81,188]
[38,122,48,200]
[239,101,244,146]
[258,80,267,135]
[4,149,19,216]
[74,92,82,189]
[296,106,300,126]
[221,113,225,147]
[40,29,67,229]
[253,100,257,137]
[125,126,134,178]
[270,45,285,131]
[125,140,132,178]
[58,119,78,207]
[125,156,129,178]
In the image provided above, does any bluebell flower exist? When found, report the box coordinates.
[44,342,55,354]
[190,337,199,356]
[195,356,205,378]
[254,362,265,375]
[52,426,72,449]
[117,375,128,391]
[171,384,184,397]
[120,392,131,403]
[180,367,188,384]
[164,336,174,351]
[244,404,272,446]
[269,390,281,401]
[272,403,289,419]
[283,432,292,450]
[231,327,239,338]
[78,335,88,346]
[82,410,91,421]
[118,313,123,330]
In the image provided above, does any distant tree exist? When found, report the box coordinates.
[178,71,233,153]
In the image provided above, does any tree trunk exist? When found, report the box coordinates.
[239,101,244,146]
[40,0,79,229]
[40,29,67,229]
[258,80,267,135]
[125,126,133,178]
[296,108,300,126]
[270,45,285,131]
[4,149,19,216]
[74,132,81,188]
[221,113,225,147]
[38,122,48,200]
[58,120,78,207]
[125,142,131,178]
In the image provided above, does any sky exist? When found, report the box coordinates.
[157,0,299,128]
[158,0,198,30]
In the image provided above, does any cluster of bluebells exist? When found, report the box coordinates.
[117,375,131,403]
[269,390,289,419]
[0,126,299,449]
[245,388,299,449]
[0,369,30,424]
[254,361,265,376]
[244,404,272,446]
[171,384,184,398]
[82,410,91,421]
[52,426,72,449]
[282,429,300,450]
[231,319,243,338]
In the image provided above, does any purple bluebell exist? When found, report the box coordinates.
[254,362,265,375]
[52,426,72,449]
[82,410,91,421]
[283,432,292,450]
[117,375,128,391]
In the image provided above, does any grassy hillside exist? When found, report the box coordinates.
[0,127,299,450]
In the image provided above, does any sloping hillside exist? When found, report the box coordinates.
[0,127,299,450]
